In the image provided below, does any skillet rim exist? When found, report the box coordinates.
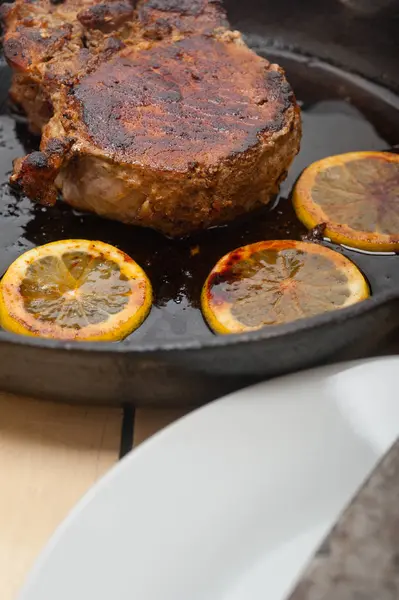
[0,286,397,354]
[1,46,398,357]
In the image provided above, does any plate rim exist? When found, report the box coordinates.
[18,354,399,600]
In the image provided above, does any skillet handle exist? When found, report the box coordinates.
[287,438,399,600]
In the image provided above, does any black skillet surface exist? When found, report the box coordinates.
[0,0,398,405]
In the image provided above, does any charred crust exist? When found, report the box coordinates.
[5,22,73,71]
[11,137,73,206]
[45,136,74,156]
[264,70,294,109]
[72,36,297,169]
[11,152,57,205]
[145,0,206,16]
[138,0,227,34]
[77,1,134,32]
[23,151,50,170]
[3,37,31,68]
[103,36,125,53]
[19,22,73,46]
[142,18,172,40]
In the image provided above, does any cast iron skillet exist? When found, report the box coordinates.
[0,0,398,406]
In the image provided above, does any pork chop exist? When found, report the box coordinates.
[2,0,301,237]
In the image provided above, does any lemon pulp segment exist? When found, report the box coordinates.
[201,240,369,334]
[293,151,399,251]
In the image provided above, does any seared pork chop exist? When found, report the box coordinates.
[2,0,301,237]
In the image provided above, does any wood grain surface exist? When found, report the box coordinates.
[134,408,189,447]
[0,396,186,600]
[0,393,122,600]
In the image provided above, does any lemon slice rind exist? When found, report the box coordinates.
[293,151,399,252]
[0,239,152,342]
[201,240,369,335]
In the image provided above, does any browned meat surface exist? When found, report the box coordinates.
[1,0,134,131]
[2,0,301,237]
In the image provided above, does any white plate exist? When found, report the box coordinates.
[19,357,399,600]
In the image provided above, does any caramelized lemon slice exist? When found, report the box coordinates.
[0,240,152,341]
[293,151,399,251]
[201,240,369,334]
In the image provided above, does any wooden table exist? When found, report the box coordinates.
[0,393,188,600]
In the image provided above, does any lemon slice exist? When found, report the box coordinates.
[293,151,399,251]
[0,240,152,341]
[201,240,369,334]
